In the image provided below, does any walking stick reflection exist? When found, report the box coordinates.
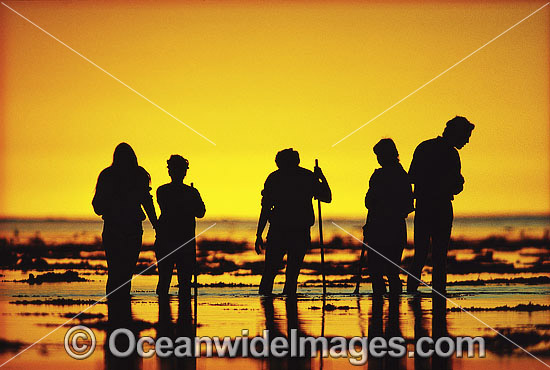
[315,159,327,296]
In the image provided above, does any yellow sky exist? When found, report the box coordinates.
[0,1,548,219]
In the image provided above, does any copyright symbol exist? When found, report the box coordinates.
[64,325,96,359]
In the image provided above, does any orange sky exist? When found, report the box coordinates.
[0,1,549,219]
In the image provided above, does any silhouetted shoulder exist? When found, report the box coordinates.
[297,166,314,176]
[264,169,279,183]
[414,137,439,152]
[369,168,383,184]
[156,183,171,194]
[97,167,113,182]
[136,166,151,187]
[157,182,197,198]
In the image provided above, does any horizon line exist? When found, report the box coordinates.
[1,212,549,223]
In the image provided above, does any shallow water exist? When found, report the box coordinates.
[2,215,549,244]
[1,215,549,369]
[1,271,549,370]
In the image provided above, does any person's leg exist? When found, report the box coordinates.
[387,220,406,295]
[156,248,174,296]
[368,250,387,296]
[431,202,453,294]
[123,231,142,296]
[259,231,286,295]
[102,225,126,296]
[282,230,309,296]
[370,272,387,296]
[407,205,431,293]
[176,248,194,298]
[387,271,402,296]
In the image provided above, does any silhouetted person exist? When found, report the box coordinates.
[255,148,331,296]
[363,139,413,296]
[155,155,205,297]
[92,143,158,297]
[406,116,475,294]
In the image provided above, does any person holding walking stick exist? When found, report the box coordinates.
[255,148,332,296]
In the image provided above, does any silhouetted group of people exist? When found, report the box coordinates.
[93,144,205,299]
[363,116,474,296]
[93,115,474,299]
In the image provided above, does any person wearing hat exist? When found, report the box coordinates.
[155,155,206,297]
[406,116,475,294]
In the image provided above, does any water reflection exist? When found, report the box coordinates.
[104,296,142,370]
[410,295,453,370]
[410,296,429,370]
[432,295,451,370]
[368,296,406,370]
[101,292,457,370]
[261,297,312,370]
[156,295,197,370]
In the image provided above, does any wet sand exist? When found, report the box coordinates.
[1,233,549,369]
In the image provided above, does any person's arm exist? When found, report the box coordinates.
[313,166,332,203]
[255,178,273,254]
[408,145,421,186]
[402,173,415,217]
[141,186,158,230]
[408,144,424,200]
[92,170,109,216]
[364,170,379,210]
[192,188,206,218]
[256,200,270,237]
[450,150,464,196]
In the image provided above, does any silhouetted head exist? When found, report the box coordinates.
[275,148,300,170]
[373,138,399,167]
[109,142,150,185]
[443,116,475,149]
[112,142,138,170]
[167,154,189,182]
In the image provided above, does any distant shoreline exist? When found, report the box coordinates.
[1,213,550,223]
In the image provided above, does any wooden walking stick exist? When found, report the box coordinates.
[191,183,198,325]
[315,159,327,296]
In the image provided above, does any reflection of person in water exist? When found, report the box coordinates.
[92,143,158,297]
[156,295,196,370]
[104,297,141,370]
[363,139,413,296]
[432,295,452,370]
[155,155,205,297]
[367,296,405,370]
[261,297,311,370]
[255,148,331,296]
[410,296,430,370]
[407,116,475,294]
